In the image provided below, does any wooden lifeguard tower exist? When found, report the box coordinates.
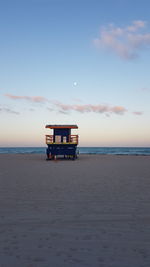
[45,124,79,160]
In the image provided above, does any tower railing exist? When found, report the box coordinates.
[46,135,78,145]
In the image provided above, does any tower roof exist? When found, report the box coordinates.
[45,124,78,129]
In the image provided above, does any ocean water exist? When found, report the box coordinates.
[0,147,150,155]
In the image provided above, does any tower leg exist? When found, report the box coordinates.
[46,148,50,160]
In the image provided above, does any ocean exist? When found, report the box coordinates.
[0,147,150,155]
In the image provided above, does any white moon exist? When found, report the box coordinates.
[73,82,77,86]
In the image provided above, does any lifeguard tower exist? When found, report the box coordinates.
[45,124,79,160]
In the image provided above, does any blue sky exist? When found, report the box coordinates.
[0,0,150,146]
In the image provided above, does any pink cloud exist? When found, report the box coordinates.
[5,94,48,103]
[111,106,127,114]
[133,111,143,115]
[53,101,127,115]
[94,20,150,59]
[127,20,145,32]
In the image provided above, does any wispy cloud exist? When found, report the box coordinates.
[0,107,20,115]
[141,87,150,92]
[5,93,142,117]
[5,94,48,103]
[72,98,82,103]
[133,111,143,115]
[52,101,127,115]
[94,20,150,59]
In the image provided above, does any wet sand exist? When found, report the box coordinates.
[0,154,150,267]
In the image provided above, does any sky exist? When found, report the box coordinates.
[0,0,150,147]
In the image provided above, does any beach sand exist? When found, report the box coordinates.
[0,154,150,267]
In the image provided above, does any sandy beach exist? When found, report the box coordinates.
[0,154,150,267]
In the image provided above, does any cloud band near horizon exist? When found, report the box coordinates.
[0,106,19,115]
[53,101,127,115]
[5,94,48,103]
[4,93,143,116]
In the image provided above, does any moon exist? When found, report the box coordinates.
[73,82,77,86]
